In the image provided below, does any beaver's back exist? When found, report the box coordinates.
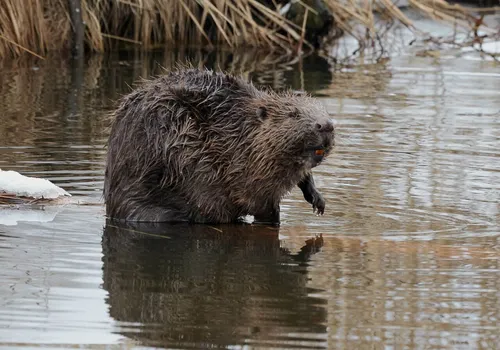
[104,69,265,222]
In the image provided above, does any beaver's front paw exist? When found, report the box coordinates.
[312,193,325,216]
[253,204,281,225]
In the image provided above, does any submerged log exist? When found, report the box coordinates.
[0,193,59,205]
[280,0,334,48]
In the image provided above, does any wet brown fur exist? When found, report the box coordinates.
[104,67,334,223]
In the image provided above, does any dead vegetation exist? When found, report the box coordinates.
[0,192,55,205]
[0,0,498,59]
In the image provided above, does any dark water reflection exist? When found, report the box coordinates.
[103,221,326,349]
[0,48,499,349]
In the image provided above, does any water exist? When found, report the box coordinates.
[0,48,499,349]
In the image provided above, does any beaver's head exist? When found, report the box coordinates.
[251,91,335,173]
[295,98,336,169]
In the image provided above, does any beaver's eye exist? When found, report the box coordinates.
[292,90,306,96]
[256,106,267,120]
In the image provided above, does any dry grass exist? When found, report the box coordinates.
[94,0,304,49]
[0,0,497,59]
[0,0,71,58]
[324,0,498,41]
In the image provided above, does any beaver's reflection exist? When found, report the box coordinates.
[102,221,327,349]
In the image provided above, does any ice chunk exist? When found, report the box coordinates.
[0,207,62,226]
[0,169,71,199]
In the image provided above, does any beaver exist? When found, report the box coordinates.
[104,67,335,224]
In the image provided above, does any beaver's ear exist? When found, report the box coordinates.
[288,108,300,118]
[256,106,267,120]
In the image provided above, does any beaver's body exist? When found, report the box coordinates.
[104,68,334,224]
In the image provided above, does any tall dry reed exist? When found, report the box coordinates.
[0,0,496,59]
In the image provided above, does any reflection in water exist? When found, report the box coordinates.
[301,233,500,349]
[102,221,327,349]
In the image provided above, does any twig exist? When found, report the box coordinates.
[0,34,45,59]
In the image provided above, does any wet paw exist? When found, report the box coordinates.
[253,205,280,225]
[312,194,325,216]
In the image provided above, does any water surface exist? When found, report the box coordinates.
[0,48,499,349]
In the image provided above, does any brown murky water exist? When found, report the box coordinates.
[0,48,499,349]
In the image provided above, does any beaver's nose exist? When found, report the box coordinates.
[315,119,335,133]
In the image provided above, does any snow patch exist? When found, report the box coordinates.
[461,40,500,56]
[0,169,71,199]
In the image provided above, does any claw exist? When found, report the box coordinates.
[312,195,325,217]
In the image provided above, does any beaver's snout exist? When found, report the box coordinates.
[306,118,335,168]
[316,118,336,148]
[315,118,336,133]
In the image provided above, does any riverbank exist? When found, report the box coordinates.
[1,0,498,61]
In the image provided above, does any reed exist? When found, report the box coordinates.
[323,0,497,42]
[0,0,497,59]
